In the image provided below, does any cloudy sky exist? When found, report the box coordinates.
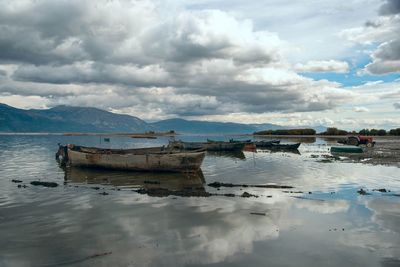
[0,0,399,129]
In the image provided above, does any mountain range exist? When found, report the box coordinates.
[0,103,326,134]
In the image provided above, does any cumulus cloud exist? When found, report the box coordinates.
[0,0,357,120]
[341,0,400,75]
[364,39,400,74]
[353,106,369,112]
[294,60,349,73]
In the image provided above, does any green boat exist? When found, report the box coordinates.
[330,146,363,153]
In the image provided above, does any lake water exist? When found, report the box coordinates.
[0,135,399,267]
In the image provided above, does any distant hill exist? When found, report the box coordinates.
[150,118,283,134]
[0,104,150,133]
[0,103,326,134]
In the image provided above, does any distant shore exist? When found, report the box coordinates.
[64,131,178,138]
[252,134,400,138]
[0,131,178,137]
[1,132,399,138]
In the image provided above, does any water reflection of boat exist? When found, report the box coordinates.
[206,150,246,160]
[257,148,301,155]
[256,137,316,144]
[63,167,207,196]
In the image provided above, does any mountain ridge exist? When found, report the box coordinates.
[0,104,150,133]
[0,103,325,134]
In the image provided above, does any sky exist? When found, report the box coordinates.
[0,0,399,130]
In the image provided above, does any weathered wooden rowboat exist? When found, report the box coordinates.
[254,140,280,148]
[331,145,363,153]
[169,141,245,151]
[56,144,205,172]
[268,142,301,150]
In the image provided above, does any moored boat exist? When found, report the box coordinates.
[254,140,280,148]
[331,145,363,153]
[56,144,205,172]
[169,140,245,151]
[268,142,301,150]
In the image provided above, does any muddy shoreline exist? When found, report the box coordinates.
[322,137,400,167]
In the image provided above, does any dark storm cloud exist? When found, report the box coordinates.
[379,0,400,15]
[0,1,89,65]
[364,20,381,28]
[12,63,172,88]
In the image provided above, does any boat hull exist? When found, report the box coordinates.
[169,141,245,151]
[331,146,363,153]
[65,146,205,172]
[254,140,280,148]
[268,143,301,150]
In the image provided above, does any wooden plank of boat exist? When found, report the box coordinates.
[57,144,205,172]
[331,145,363,153]
[268,143,301,150]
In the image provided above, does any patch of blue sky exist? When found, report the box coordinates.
[301,43,399,87]
[302,72,399,87]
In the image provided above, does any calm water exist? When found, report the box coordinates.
[0,135,399,267]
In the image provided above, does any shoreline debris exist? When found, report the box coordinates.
[250,212,266,216]
[357,188,370,195]
[242,192,258,198]
[208,182,293,189]
[372,188,389,193]
[30,181,58,187]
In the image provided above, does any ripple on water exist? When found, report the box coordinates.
[0,135,399,267]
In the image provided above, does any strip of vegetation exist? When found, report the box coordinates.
[320,127,400,136]
[254,128,316,135]
[254,127,400,136]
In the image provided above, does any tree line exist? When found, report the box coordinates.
[320,127,400,136]
[254,128,316,135]
[254,127,400,136]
